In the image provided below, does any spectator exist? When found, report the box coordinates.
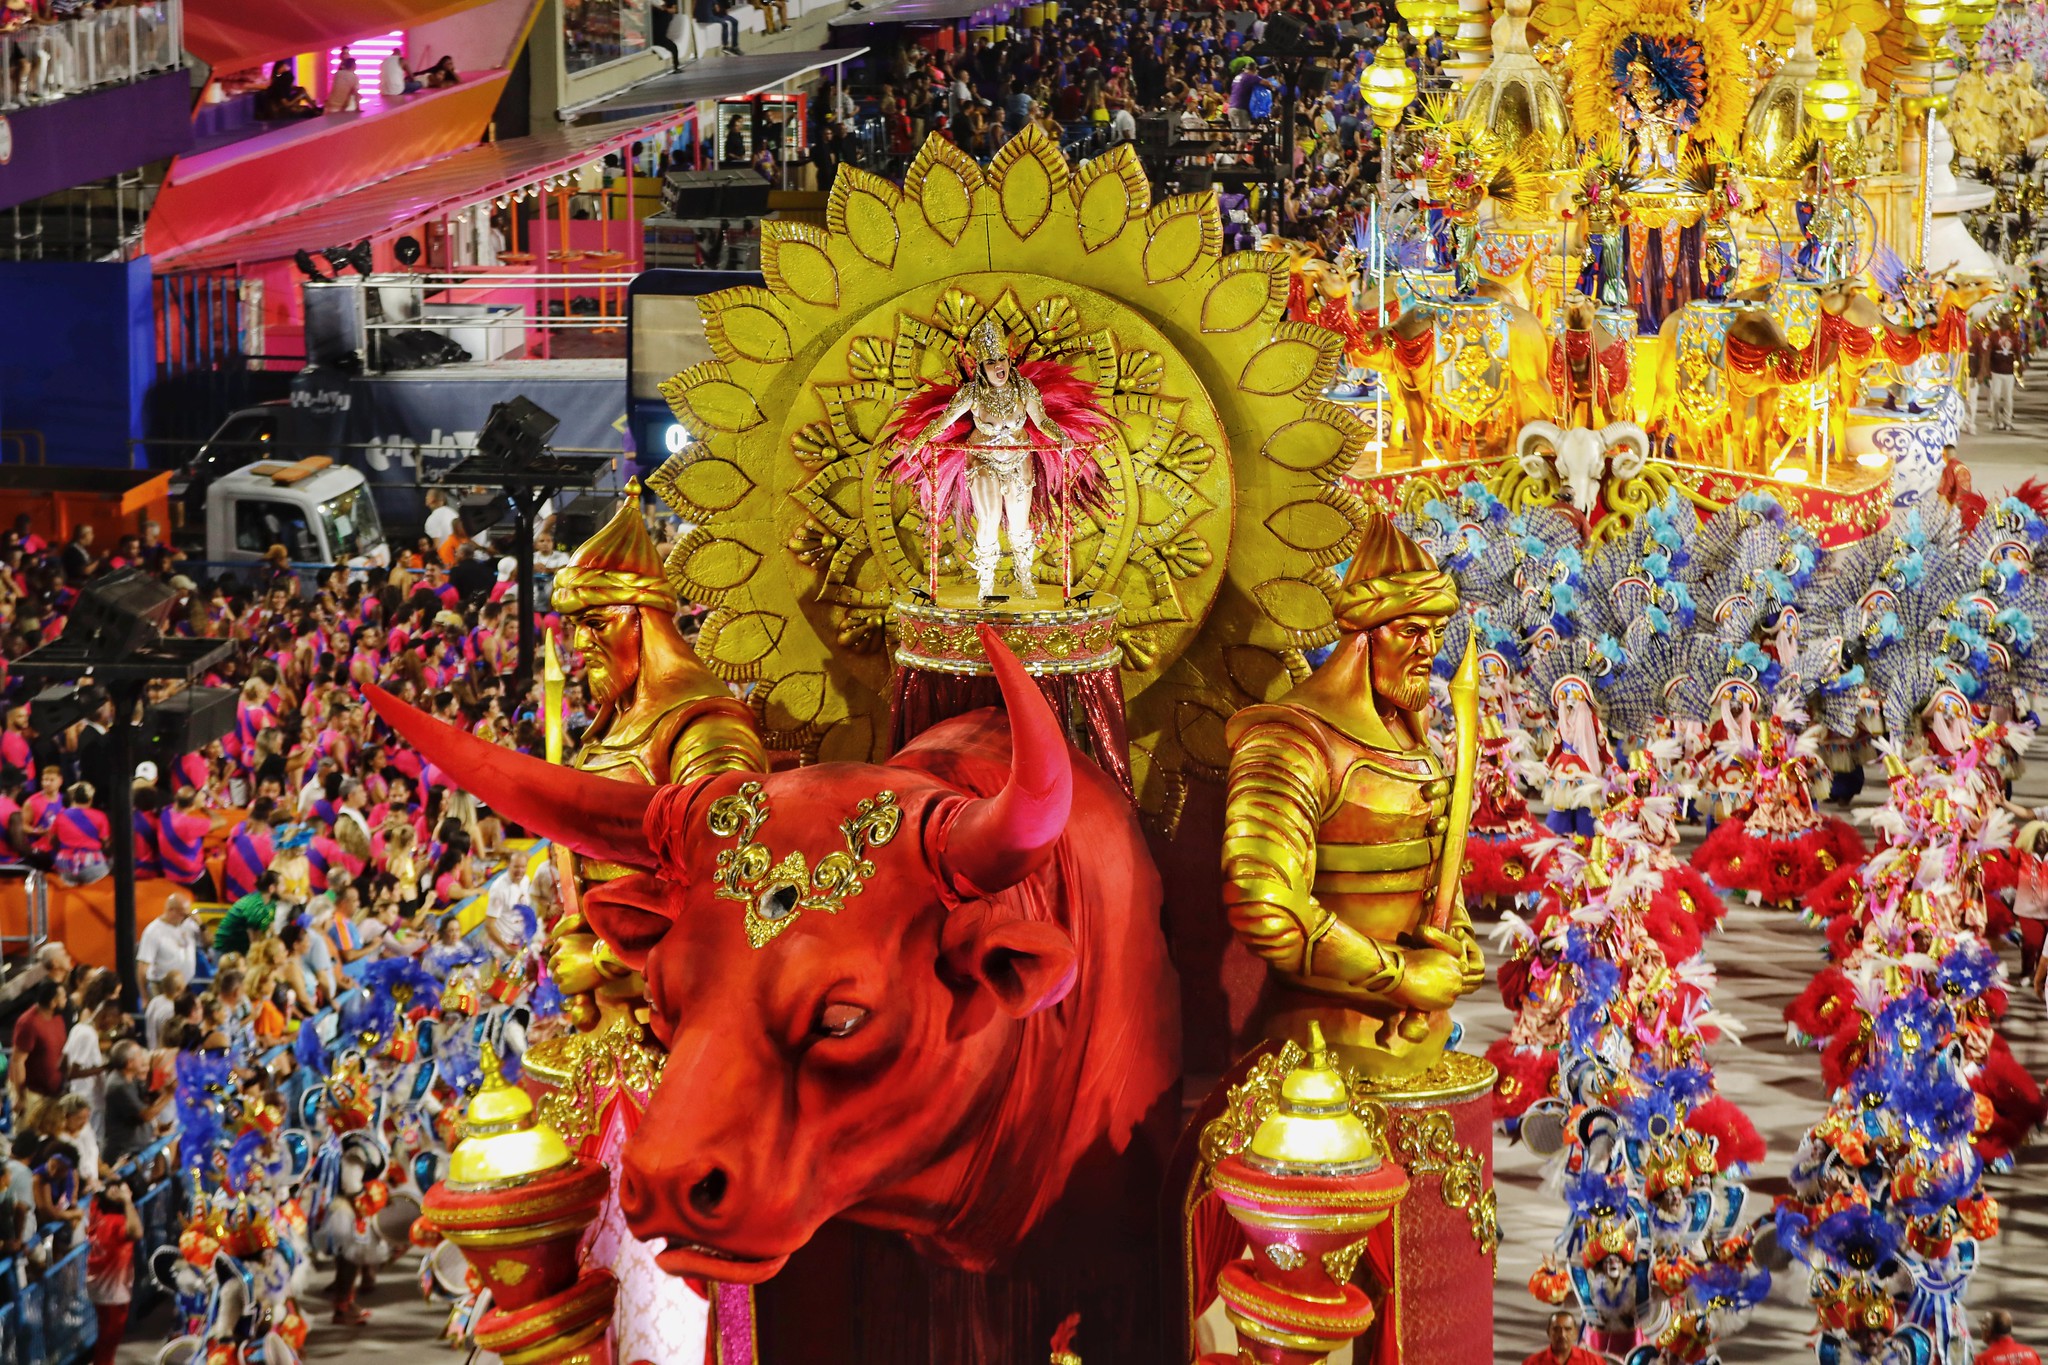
[102,1042,167,1166]
[216,870,283,955]
[0,1134,35,1254]
[65,970,119,1122]
[9,979,68,1131]
[48,781,109,885]
[421,55,460,89]
[381,48,422,99]
[157,786,217,897]
[1522,1312,1603,1365]
[142,970,184,1050]
[22,764,63,842]
[55,1092,100,1191]
[85,1179,141,1365]
[1981,1312,2042,1365]
[325,51,360,113]
[653,0,680,65]
[1109,98,1138,144]
[31,1137,81,1253]
[693,0,740,55]
[485,857,536,957]
[0,940,72,1033]
[59,524,96,582]
[222,798,277,904]
[138,891,202,992]
[255,60,321,119]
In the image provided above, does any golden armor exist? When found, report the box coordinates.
[1221,517,1483,1081]
[543,482,767,1030]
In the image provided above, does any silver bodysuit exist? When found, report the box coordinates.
[908,371,1067,596]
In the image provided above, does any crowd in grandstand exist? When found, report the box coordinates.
[0,499,603,1341]
[813,0,1444,253]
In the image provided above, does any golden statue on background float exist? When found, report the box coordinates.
[539,483,766,1032]
[1222,515,1483,1082]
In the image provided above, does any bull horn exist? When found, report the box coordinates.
[929,625,1074,899]
[363,685,658,870]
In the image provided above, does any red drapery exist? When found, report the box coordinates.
[889,665,1132,797]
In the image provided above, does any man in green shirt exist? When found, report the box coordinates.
[213,871,281,955]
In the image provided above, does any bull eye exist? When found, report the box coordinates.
[758,881,801,922]
[817,1003,869,1038]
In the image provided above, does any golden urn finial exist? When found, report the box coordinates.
[446,1043,575,1189]
[1246,1024,1382,1172]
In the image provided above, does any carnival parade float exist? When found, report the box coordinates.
[362,0,2048,1357]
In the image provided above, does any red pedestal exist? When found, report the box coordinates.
[1371,1055,1499,1365]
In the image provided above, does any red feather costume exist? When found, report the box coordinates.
[884,355,1116,532]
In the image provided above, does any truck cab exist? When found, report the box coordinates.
[204,457,390,575]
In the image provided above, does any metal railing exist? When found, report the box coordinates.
[347,270,638,367]
[0,432,46,466]
[0,867,46,965]
[0,0,184,114]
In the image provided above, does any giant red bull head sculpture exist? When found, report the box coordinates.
[368,627,1178,1283]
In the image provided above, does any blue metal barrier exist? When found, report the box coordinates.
[36,1244,92,1365]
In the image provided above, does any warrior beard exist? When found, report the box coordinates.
[1380,672,1431,713]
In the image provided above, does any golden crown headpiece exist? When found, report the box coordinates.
[969,317,1011,363]
[1817,1275,1895,1335]
[1581,1214,1637,1267]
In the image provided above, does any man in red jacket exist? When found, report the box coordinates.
[1522,1311,1604,1365]
[1980,1311,2042,1365]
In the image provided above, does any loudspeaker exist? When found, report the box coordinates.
[62,568,176,657]
[149,685,238,756]
[303,280,367,369]
[30,684,93,734]
[477,396,562,466]
[661,169,771,219]
[552,492,615,552]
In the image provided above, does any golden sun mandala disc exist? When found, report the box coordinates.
[649,129,1372,826]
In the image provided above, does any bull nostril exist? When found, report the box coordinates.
[689,1167,729,1215]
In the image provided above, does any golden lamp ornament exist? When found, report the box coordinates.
[1801,47,1861,144]
[422,1046,618,1365]
[1201,1025,1411,1365]
[1362,38,1418,132]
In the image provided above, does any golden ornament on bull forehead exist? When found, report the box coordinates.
[646,128,1371,828]
[707,781,904,948]
[551,477,676,616]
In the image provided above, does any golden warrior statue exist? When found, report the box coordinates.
[542,482,766,1029]
[1222,516,1483,1081]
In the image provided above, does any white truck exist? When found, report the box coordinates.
[200,456,391,577]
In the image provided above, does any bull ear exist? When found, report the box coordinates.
[944,915,1078,1022]
[579,872,676,971]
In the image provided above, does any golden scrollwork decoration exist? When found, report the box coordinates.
[1198,1042,1306,1167]
[706,781,903,947]
[530,1020,667,1148]
[1383,1108,1501,1257]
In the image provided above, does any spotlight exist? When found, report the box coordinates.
[344,238,376,277]
[294,248,333,281]
[321,244,352,275]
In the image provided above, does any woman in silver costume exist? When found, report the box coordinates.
[900,318,1071,598]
